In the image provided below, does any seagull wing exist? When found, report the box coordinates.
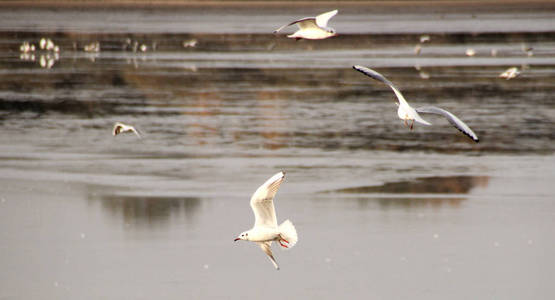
[258,241,279,270]
[130,127,142,139]
[274,18,318,33]
[352,65,411,108]
[296,18,320,30]
[416,106,479,142]
[273,22,292,34]
[250,171,285,228]
[315,9,338,28]
[113,122,142,138]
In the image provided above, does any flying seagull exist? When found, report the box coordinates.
[499,67,520,80]
[112,122,141,138]
[352,65,479,142]
[234,171,298,270]
[273,10,338,40]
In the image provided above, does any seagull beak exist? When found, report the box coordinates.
[234,238,240,242]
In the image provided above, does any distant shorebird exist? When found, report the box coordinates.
[465,48,476,57]
[19,41,36,53]
[39,38,58,51]
[499,67,520,80]
[414,44,422,55]
[234,171,298,270]
[353,65,479,142]
[183,39,198,48]
[273,10,338,40]
[112,122,141,138]
[521,44,534,57]
[84,42,100,53]
[420,35,431,43]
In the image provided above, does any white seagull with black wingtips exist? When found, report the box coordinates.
[112,122,142,138]
[353,65,479,142]
[274,10,338,40]
[234,171,298,270]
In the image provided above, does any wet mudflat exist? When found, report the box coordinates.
[0,2,554,299]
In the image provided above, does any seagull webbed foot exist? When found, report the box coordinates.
[279,237,289,248]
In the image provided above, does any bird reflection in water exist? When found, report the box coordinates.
[88,192,202,228]
[328,175,490,208]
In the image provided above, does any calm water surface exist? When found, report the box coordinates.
[0,4,554,300]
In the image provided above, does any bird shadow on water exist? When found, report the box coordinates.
[323,175,490,209]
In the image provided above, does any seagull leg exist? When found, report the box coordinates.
[410,119,414,130]
[404,119,408,128]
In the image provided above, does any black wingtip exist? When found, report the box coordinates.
[465,131,479,143]
[457,128,479,143]
[352,65,370,76]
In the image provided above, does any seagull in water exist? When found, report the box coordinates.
[353,65,479,142]
[273,10,338,40]
[112,122,141,138]
[234,171,298,270]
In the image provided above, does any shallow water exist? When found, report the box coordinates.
[0,4,554,300]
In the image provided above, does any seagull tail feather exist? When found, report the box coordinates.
[278,219,298,249]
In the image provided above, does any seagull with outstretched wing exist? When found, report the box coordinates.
[234,172,298,270]
[274,10,338,40]
[352,65,479,142]
[112,122,142,138]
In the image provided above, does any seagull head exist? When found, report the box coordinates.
[327,28,338,37]
[234,231,250,242]
[113,124,124,136]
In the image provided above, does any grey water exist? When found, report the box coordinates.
[0,4,554,300]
